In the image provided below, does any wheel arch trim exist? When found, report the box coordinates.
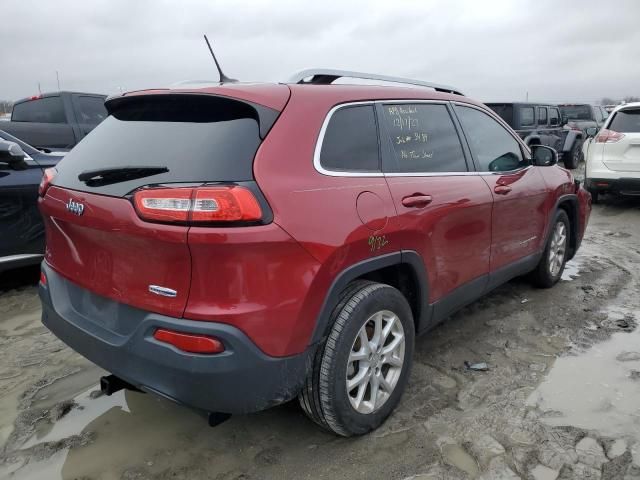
[308,251,430,346]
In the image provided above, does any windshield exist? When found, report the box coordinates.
[559,105,593,121]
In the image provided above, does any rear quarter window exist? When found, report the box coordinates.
[519,107,534,127]
[609,109,640,133]
[319,105,379,172]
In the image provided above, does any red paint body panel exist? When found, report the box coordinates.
[40,186,191,318]
[184,223,320,356]
[481,167,550,270]
[385,176,493,302]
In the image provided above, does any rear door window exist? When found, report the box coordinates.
[53,94,270,197]
[12,97,67,123]
[380,103,468,173]
[76,96,107,124]
[609,109,640,133]
[520,107,534,127]
[454,105,527,172]
[538,107,548,125]
[319,105,379,172]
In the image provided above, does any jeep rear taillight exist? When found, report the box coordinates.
[133,186,262,224]
[595,129,625,143]
[38,167,57,197]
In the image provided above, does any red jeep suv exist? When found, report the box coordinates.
[38,70,591,436]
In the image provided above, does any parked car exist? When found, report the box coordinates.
[486,102,584,169]
[38,70,591,436]
[1,91,107,151]
[583,102,640,203]
[0,130,63,273]
[558,103,608,135]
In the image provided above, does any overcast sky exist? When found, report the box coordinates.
[2,0,639,103]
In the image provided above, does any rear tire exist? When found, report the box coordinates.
[299,282,414,436]
[531,209,570,288]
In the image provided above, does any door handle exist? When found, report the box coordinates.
[401,194,433,208]
[494,185,512,195]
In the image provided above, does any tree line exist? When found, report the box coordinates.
[0,100,13,114]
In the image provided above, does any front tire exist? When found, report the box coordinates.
[531,209,570,288]
[564,140,583,169]
[299,282,415,436]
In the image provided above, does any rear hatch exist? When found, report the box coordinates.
[602,107,640,172]
[39,89,287,317]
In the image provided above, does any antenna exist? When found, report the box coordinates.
[203,35,236,83]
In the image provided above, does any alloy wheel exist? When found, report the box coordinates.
[346,310,405,414]
[549,221,567,277]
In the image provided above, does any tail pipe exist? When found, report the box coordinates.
[100,374,143,396]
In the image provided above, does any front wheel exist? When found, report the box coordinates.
[564,140,583,169]
[531,209,570,288]
[299,282,415,436]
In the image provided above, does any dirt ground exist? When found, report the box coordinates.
[1,194,640,480]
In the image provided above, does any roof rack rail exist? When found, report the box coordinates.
[287,69,464,96]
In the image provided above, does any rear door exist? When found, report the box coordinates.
[40,93,277,318]
[602,107,640,172]
[452,104,549,272]
[379,102,493,309]
[547,107,564,152]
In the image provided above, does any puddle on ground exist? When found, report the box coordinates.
[440,442,479,478]
[528,316,640,446]
[3,385,206,480]
[561,257,583,281]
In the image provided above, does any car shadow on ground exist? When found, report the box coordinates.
[0,265,40,293]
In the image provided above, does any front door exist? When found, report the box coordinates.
[453,104,549,272]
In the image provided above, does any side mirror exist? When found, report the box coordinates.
[531,145,558,167]
[0,140,27,170]
[560,115,569,126]
[585,127,598,138]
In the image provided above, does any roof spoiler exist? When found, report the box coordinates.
[287,69,464,96]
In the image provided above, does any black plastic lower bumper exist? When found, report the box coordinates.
[585,177,640,196]
[39,262,311,414]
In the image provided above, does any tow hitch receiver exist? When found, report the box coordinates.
[208,412,232,427]
[100,375,143,396]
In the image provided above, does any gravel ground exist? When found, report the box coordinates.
[0,193,639,480]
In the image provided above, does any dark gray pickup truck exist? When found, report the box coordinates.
[1,91,107,151]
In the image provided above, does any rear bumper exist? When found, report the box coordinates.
[39,262,311,414]
[585,177,640,196]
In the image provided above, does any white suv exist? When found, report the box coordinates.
[584,102,640,203]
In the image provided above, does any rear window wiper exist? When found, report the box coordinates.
[78,166,169,187]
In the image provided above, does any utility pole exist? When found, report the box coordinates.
[56,71,61,90]
[526,91,529,102]
[38,82,42,95]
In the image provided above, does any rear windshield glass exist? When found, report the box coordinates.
[12,97,67,123]
[486,104,513,126]
[609,109,640,133]
[53,95,264,197]
[559,105,592,121]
